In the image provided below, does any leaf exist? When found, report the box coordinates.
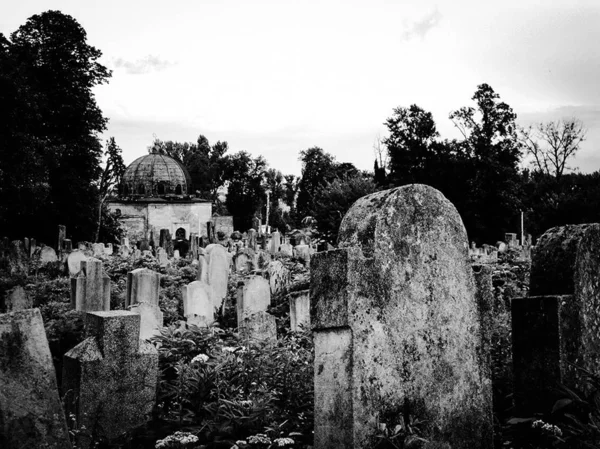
[552,398,573,414]
[507,417,534,425]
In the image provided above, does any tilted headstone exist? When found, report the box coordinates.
[182,281,214,327]
[513,224,600,414]
[206,244,230,311]
[270,231,281,254]
[267,259,291,296]
[126,268,163,339]
[67,250,88,276]
[1,309,71,448]
[311,185,492,449]
[40,245,59,264]
[8,240,28,276]
[2,285,32,312]
[71,258,111,312]
[289,289,310,332]
[63,311,158,448]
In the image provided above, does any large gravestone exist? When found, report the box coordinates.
[67,250,88,276]
[267,260,291,296]
[182,281,214,327]
[63,311,158,448]
[0,309,71,448]
[206,244,230,311]
[311,185,492,449]
[270,231,281,254]
[126,268,163,339]
[71,258,111,311]
[237,276,276,341]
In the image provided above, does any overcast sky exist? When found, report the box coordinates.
[2,0,600,176]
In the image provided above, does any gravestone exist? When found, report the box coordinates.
[63,239,73,254]
[126,268,163,339]
[270,231,281,254]
[0,309,71,449]
[105,243,113,255]
[40,245,59,264]
[92,243,105,257]
[236,275,271,327]
[252,216,261,232]
[238,310,277,342]
[2,285,32,312]
[67,250,88,276]
[8,240,27,276]
[58,224,66,256]
[182,281,214,327]
[267,259,291,296]
[289,289,310,332]
[63,311,158,448]
[294,244,311,265]
[157,247,168,266]
[233,249,254,273]
[248,228,257,251]
[174,249,180,259]
[311,185,492,449]
[71,258,111,312]
[206,244,230,311]
[279,242,294,257]
[197,250,208,282]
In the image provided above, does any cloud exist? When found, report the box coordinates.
[110,55,176,74]
[402,8,442,41]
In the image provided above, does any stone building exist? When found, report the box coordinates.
[107,153,212,242]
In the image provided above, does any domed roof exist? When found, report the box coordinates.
[120,153,191,197]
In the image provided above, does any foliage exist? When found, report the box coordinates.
[0,10,111,244]
[95,137,126,242]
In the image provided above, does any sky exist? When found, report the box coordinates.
[2,0,600,176]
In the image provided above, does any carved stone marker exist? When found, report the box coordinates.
[182,281,214,327]
[1,309,71,448]
[71,258,110,311]
[67,250,88,276]
[2,285,32,312]
[126,268,163,339]
[63,311,158,448]
[270,231,281,254]
[237,276,276,341]
[311,185,492,449]
[206,244,230,311]
[289,289,310,332]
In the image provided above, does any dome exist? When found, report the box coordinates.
[120,153,192,197]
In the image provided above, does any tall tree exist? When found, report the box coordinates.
[519,118,586,179]
[0,11,111,243]
[95,138,125,242]
[296,147,337,220]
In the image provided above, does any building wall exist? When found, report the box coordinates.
[108,201,212,242]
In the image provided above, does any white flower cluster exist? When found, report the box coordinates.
[273,437,295,446]
[532,420,563,436]
[247,433,272,445]
[191,353,209,364]
[155,431,199,448]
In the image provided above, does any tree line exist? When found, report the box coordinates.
[0,10,595,247]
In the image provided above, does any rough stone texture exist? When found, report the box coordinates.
[294,244,311,265]
[71,258,111,312]
[206,244,230,311]
[40,245,58,264]
[157,247,168,266]
[67,250,88,276]
[248,228,257,251]
[289,289,310,332]
[311,184,492,449]
[92,243,106,257]
[8,240,28,276]
[63,311,158,448]
[279,242,294,257]
[0,309,71,449]
[58,224,66,254]
[239,311,277,342]
[234,250,255,273]
[197,252,208,282]
[472,265,494,377]
[182,281,214,327]
[529,224,593,296]
[2,285,32,312]
[236,275,271,328]
[267,260,291,296]
[126,268,163,339]
[270,231,281,254]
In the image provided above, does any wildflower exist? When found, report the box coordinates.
[222,346,237,353]
[155,431,199,448]
[532,420,562,437]
[274,437,295,446]
[191,353,209,364]
[247,433,272,445]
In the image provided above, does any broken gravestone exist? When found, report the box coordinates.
[126,268,163,339]
[1,308,71,448]
[63,311,158,448]
[311,184,492,449]
[71,258,110,312]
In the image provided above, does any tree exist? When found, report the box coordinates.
[519,118,586,179]
[383,104,439,185]
[95,137,125,242]
[0,11,111,243]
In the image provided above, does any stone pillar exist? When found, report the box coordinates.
[311,185,492,449]
[206,244,230,311]
[289,289,310,332]
[63,311,158,448]
[182,281,214,327]
[1,309,71,449]
[197,249,208,283]
[126,268,163,339]
[248,228,257,251]
[270,231,281,254]
[70,258,111,312]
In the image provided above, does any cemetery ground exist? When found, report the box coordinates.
[2,226,600,448]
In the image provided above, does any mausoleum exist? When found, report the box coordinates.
[107,153,212,242]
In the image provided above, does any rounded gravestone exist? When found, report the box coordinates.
[312,184,492,449]
[39,246,58,264]
[67,250,88,276]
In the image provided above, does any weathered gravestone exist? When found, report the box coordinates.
[278,242,294,257]
[206,244,230,311]
[237,275,276,341]
[67,250,88,276]
[2,285,32,312]
[294,244,311,266]
[247,228,257,251]
[288,289,310,332]
[182,281,214,327]
[197,249,208,282]
[234,249,254,273]
[71,258,110,311]
[0,308,71,449]
[40,245,59,264]
[157,247,169,266]
[8,240,28,276]
[311,184,492,449]
[267,259,291,296]
[270,231,281,254]
[63,311,158,448]
[126,268,163,339]
[513,223,600,414]
[92,243,105,257]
